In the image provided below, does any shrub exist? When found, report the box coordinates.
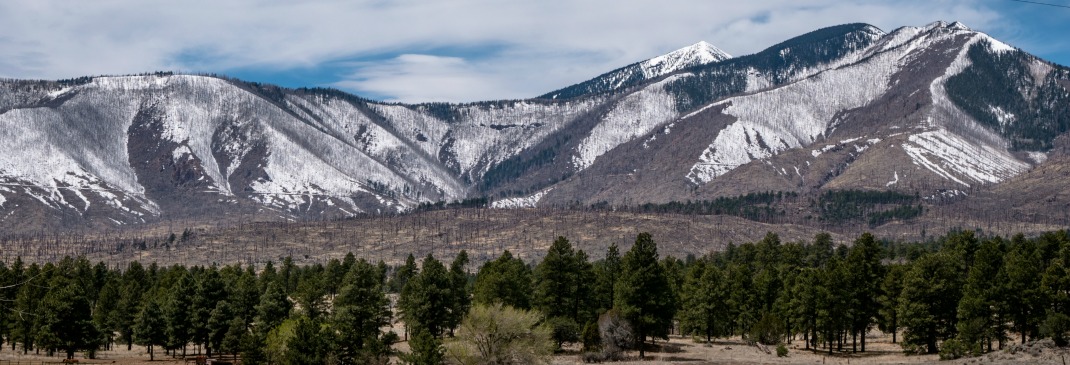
[443,303,553,365]
[1042,312,1070,346]
[581,321,601,352]
[938,338,969,360]
[748,312,784,346]
[547,316,581,350]
[776,344,788,357]
[598,309,634,361]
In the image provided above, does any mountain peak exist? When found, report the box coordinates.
[925,20,971,31]
[640,41,732,78]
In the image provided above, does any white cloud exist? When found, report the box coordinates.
[0,0,1015,102]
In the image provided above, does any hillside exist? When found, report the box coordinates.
[0,21,1066,233]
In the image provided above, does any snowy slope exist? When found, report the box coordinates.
[0,21,1064,229]
[539,41,731,100]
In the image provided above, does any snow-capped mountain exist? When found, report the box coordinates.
[0,21,1066,231]
[539,41,731,100]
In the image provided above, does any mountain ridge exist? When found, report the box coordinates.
[0,21,1067,234]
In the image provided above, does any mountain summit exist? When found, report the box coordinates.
[539,40,731,100]
[0,21,1066,232]
[639,41,732,79]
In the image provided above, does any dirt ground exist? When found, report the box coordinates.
[549,332,1070,365]
[4,330,1070,364]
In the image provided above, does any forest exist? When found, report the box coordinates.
[1,229,1069,364]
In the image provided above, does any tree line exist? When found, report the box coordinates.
[1,229,1069,363]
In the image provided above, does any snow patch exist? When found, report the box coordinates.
[1027,151,1048,164]
[491,189,552,209]
[573,75,686,170]
[988,105,1016,127]
[687,43,899,183]
[640,41,730,79]
[902,129,1028,186]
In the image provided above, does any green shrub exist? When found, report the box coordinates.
[776,343,788,357]
[938,338,969,360]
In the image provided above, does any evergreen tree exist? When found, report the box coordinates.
[958,238,1007,353]
[255,281,291,334]
[38,275,100,359]
[472,250,533,309]
[389,254,418,294]
[846,232,884,352]
[93,274,122,350]
[11,263,42,354]
[284,316,328,365]
[399,254,452,337]
[446,250,471,335]
[878,264,906,344]
[206,300,233,357]
[679,259,728,342]
[164,271,195,356]
[292,270,327,320]
[133,299,166,361]
[790,267,821,350]
[614,233,676,358]
[1002,237,1044,344]
[333,259,395,364]
[230,267,261,323]
[898,252,964,354]
[594,243,622,314]
[114,280,144,350]
[402,327,443,365]
[219,317,246,359]
[533,236,596,347]
[192,268,227,353]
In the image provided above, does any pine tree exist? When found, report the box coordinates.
[959,238,1007,352]
[255,281,291,334]
[206,301,233,357]
[614,233,676,358]
[333,259,395,364]
[219,317,246,359]
[134,299,167,361]
[93,274,122,350]
[846,232,884,352]
[472,250,533,309]
[402,327,443,365]
[594,243,622,314]
[389,254,418,294]
[164,272,195,356]
[399,254,452,337]
[446,250,471,335]
[114,280,144,350]
[679,259,728,342]
[38,275,100,359]
[192,268,227,352]
[1002,236,1044,344]
[878,264,906,344]
[229,267,261,323]
[533,236,596,347]
[11,263,42,354]
[284,316,327,365]
[898,252,964,354]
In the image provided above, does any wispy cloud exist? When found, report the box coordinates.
[0,0,1053,102]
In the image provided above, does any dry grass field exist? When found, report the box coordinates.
[5,331,1069,365]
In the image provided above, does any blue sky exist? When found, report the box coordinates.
[0,0,1067,103]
